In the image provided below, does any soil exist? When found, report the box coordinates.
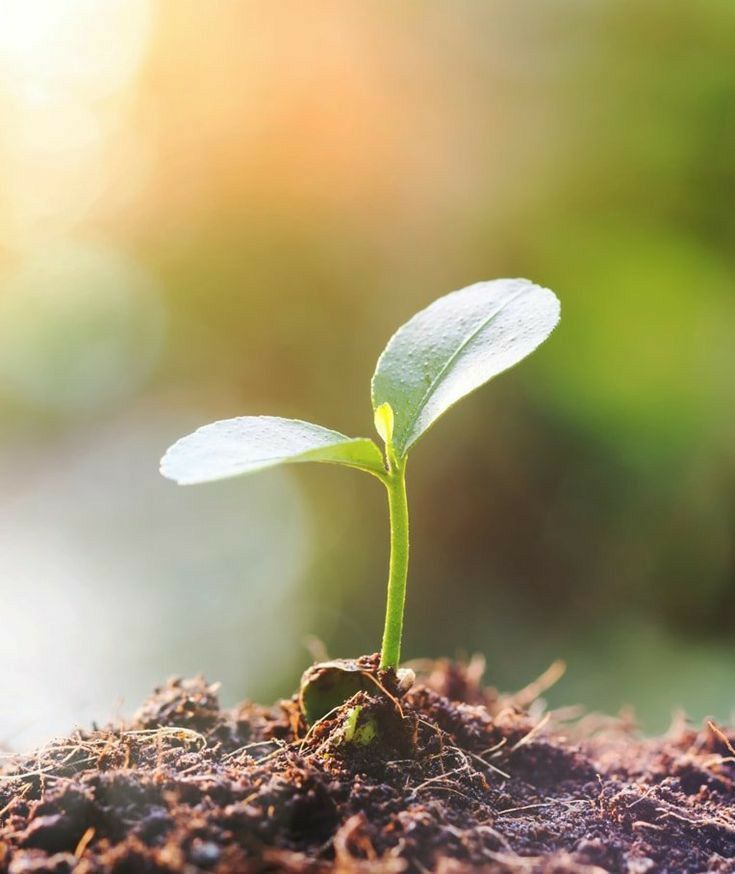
[2,655,735,874]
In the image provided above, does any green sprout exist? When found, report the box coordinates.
[161,279,560,670]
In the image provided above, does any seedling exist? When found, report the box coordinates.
[161,279,559,672]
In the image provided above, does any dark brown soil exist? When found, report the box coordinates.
[2,656,735,873]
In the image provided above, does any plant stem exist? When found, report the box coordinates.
[379,458,409,669]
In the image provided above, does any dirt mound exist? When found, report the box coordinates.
[2,657,734,873]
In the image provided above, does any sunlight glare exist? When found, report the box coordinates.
[0,0,152,102]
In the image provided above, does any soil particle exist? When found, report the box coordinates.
[1,657,734,872]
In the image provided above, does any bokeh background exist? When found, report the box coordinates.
[2,0,734,748]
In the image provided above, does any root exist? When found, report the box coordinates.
[0,726,207,784]
[513,660,567,709]
[510,712,551,752]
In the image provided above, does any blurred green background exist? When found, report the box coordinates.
[1,0,734,747]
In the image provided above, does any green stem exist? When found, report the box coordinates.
[379,457,409,669]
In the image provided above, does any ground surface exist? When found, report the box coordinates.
[1,656,735,873]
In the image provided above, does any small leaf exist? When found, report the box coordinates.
[160,416,386,485]
[373,401,394,445]
[342,706,378,746]
[371,279,560,457]
[343,705,361,741]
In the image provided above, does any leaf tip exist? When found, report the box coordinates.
[159,445,185,485]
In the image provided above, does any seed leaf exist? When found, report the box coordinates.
[160,416,386,485]
[371,279,560,457]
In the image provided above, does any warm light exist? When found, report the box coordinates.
[0,0,153,246]
[0,0,152,102]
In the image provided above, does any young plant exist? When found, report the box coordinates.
[161,279,560,670]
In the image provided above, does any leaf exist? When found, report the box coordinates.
[371,279,560,457]
[160,416,386,485]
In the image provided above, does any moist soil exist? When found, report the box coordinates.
[2,655,735,874]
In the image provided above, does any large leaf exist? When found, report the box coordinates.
[161,416,386,485]
[371,279,560,457]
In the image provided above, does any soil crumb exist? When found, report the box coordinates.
[2,656,734,873]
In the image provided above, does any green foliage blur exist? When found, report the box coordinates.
[1,0,734,742]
